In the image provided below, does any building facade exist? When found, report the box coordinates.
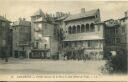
[31,9,59,59]
[0,16,12,59]
[62,8,104,60]
[118,11,128,55]
[54,12,70,59]
[103,19,121,58]
[9,8,128,60]
[12,18,31,58]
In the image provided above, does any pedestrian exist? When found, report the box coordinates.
[1,49,5,60]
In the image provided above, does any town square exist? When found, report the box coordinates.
[0,1,127,81]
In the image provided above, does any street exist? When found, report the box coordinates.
[0,58,106,75]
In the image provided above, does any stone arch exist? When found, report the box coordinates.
[61,28,63,32]
[77,25,80,33]
[90,23,95,32]
[72,25,77,34]
[81,24,85,33]
[86,23,89,32]
[68,26,72,34]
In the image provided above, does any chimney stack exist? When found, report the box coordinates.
[19,18,22,21]
[23,18,26,21]
[56,12,60,17]
[125,11,128,17]
[81,8,85,14]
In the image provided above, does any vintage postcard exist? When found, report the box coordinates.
[0,0,127,81]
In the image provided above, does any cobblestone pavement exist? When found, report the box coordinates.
[0,58,106,75]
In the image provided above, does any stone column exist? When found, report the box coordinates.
[75,26,77,33]
[76,25,78,33]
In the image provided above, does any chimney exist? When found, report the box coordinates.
[22,18,26,21]
[52,14,55,18]
[56,12,62,18]
[49,13,53,17]
[81,8,85,14]
[56,12,60,17]
[125,11,128,17]
[19,18,22,21]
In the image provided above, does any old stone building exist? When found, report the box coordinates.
[12,18,31,58]
[62,8,104,60]
[9,8,128,60]
[0,16,12,59]
[103,19,121,58]
[118,11,128,55]
[31,9,59,59]
[54,12,70,59]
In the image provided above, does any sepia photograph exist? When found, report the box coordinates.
[0,0,127,81]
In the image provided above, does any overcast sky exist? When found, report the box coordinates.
[0,0,128,21]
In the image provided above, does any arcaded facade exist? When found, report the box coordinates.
[62,8,104,60]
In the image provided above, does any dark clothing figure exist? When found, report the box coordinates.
[1,48,8,62]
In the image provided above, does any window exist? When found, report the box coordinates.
[2,22,6,27]
[90,23,95,32]
[122,27,125,33]
[77,25,80,33]
[98,26,100,31]
[72,26,76,34]
[86,24,89,32]
[44,44,47,49]
[88,41,91,47]
[106,38,111,45]
[14,27,17,30]
[68,26,72,34]
[114,28,118,34]
[81,24,85,33]
[95,15,97,18]
[74,42,77,47]
[117,38,120,44]
[45,23,47,29]
[112,38,120,45]
[36,42,39,48]
[80,41,84,46]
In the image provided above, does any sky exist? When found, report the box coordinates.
[0,0,128,21]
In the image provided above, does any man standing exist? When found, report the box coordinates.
[1,47,8,62]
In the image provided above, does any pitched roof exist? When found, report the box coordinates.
[0,16,11,22]
[63,33,103,41]
[118,16,128,20]
[31,9,55,23]
[55,15,68,21]
[12,20,31,27]
[104,19,119,27]
[31,9,45,17]
[104,19,114,22]
[64,9,99,21]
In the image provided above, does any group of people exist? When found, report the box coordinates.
[63,49,103,61]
